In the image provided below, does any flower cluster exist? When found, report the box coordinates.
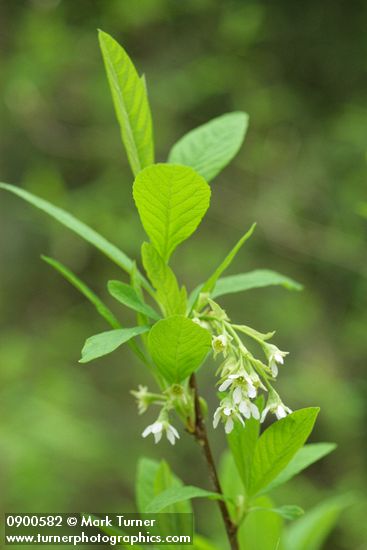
[132,297,292,444]
[194,298,292,434]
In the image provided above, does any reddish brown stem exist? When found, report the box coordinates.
[189,374,239,550]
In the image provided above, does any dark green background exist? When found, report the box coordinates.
[1,1,366,549]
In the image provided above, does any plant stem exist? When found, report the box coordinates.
[189,374,239,550]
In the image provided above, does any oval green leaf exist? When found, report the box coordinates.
[80,326,149,363]
[168,112,249,182]
[249,407,320,497]
[148,315,211,383]
[133,164,211,262]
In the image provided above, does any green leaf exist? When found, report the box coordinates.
[199,223,256,297]
[0,183,151,292]
[239,496,283,550]
[139,459,193,547]
[108,280,160,320]
[168,112,249,182]
[153,463,194,550]
[272,506,304,521]
[153,461,192,515]
[212,269,303,299]
[79,325,149,363]
[142,242,186,316]
[227,414,260,494]
[145,486,223,513]
[98,30,154,176]
[136,457,161,513]
[250,505,304,521]
[42,256,120,329]
[148,315,211,383]
[219,450,245,521]
[261,442,336,495]
[249,408,319,496]
[133,164,211,262]
[283,495,353,550]
[193,535,220,550]
[136,458,192,517]
[42,256,149,366]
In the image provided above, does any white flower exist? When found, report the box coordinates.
[228,383,260,421]
[131,385,150,414]
[212,334,228,355]
[142,420,180,445]
[238,398,260,420]
[261,392,292,423]
[274,404,292,419]
[213,398,244,434]
[264,344,288,377]
[218,372,257,399]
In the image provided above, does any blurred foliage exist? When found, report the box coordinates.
[0,1,366,549]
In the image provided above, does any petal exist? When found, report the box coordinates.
[151,422,163,434]
[213,414,221,428]
[260,408,269,423]
[239,400,251,418]
[223,407,232,416]
[213,407,222,426]
[142,425,152,438]
[276,405,287,419]
[166,429,176,445]
[169,425,180,439]
[218,379,233,392]
[154,430,163,443]
[233,386,242,404]
[247,383,257,398]
[275,352,284,364]
[250,403,260,420]
[225,417,234,434]
[271,362,278,377]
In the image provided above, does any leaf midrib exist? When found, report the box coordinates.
[105,50,140,174]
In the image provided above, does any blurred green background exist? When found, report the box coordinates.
[1,1,366,549]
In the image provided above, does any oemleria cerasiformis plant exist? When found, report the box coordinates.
[1,30,342,550]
